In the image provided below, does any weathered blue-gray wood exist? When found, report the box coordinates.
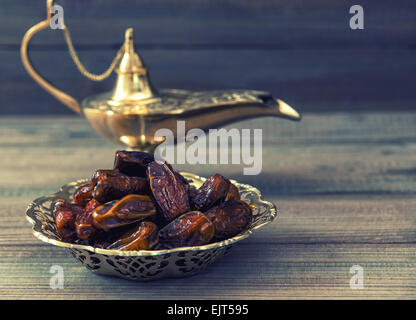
[0,113,415,299]
[1,0,415,114]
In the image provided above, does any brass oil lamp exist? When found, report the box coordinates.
[21,0,301,152]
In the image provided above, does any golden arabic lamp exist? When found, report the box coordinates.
[21,0,301,152]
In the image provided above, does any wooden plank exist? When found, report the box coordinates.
[2,1,416,114]
[2,0,416,48]
[0,241,415,299]
[0,113,415,196]
[1,195,415,299]
[4,194,416,246]
[2,47,416,114]
[0,113,415,299]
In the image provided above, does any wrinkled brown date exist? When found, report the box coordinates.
[192,174,230,211]
[206,199,252,240]
[53,199,83,240]
[106,221,159,251]
[59,150,253,249]
[147,161,191,222]
[72,183,92,207]
[188,185,198,202]
[159,211,214,248]
[75,198,100,240]
[113,150,154,177]
[92,194,156,231]
[225,183,240,201]
[91,169,150,203]
[52,198,71,218]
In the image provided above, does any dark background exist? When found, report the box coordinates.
[1,0,416,115]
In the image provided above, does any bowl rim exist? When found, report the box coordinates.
[25,172,277,257]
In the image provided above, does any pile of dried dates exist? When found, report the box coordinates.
[52,151,252,251]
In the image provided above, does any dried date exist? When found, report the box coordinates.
[113,150,154,177]
[147,161,191,222]
[91,169,149,203]
[92,194,156,231]
[225,183,240,201]
[106,221,159,251]
[192,174,230,211]
[75,198,100,240]
[53,199,83,240]
[72,183,92,207]
[56,150,255,250]
[159,211,214,248]
[206,199,252,240]
[52,198,71,218]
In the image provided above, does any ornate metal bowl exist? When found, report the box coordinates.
[25,173,277,281]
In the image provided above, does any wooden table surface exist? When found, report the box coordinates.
[0,112,415,299]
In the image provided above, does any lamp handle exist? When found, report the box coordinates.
[20,0,82,114]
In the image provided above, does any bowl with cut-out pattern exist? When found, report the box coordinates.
[25,172,277,281]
